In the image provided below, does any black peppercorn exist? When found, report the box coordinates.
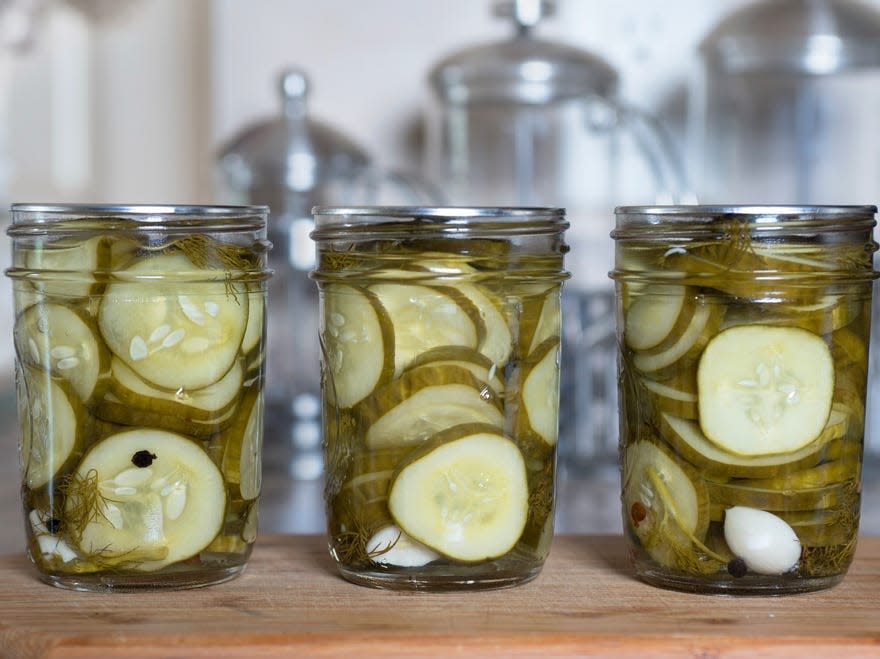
[727,557,748,578]
[45,518,62,534]
[131,450,157,468]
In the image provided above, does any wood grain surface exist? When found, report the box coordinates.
[1,535,878,658]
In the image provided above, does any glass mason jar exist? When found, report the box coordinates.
[311,206,569,590]
[610,205,878,595]
[5,204,271,591]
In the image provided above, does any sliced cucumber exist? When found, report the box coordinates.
[622,440,711,570]
[520,338,561,446]
[524,287,561,357]
[240,286,265,356]
[632,302,721,376]
[707,480,845,511]
[643,378,698,419]
[360,365,504,449]
[92,390,237,439]
[221,389,264,500]
[697,325,834,456]
[25,235,108,299]
[776,295,862,335]
[320,283,393,408]
[109,356,243,422]
[65,429,226,571]
[407,346,505,394]
[388,427,528,562]
[98,252,248,391]
[18,366,79,489]
[370,282,478,376]
[624,285,691,351]
[14,303,110,404]
[735,460,854,491]
[409,257,511,365]
[456,283,512,367]
[659,409,848,479]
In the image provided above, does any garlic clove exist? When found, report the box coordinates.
[723,505,802,575]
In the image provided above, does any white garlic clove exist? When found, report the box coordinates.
[723,505,801,575]
[366,524,441,567]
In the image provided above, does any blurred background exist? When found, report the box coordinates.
[1,0,879,551]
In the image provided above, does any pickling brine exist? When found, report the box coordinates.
[6,204,270,591]
[611,205,877,595]
[311,206,569,590]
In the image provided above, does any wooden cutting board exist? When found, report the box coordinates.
[1,535,878,657]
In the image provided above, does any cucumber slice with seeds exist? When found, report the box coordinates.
[65,429,226,571]
[109,356,244,422]
[99,253,249,391]
[408,260,511,365]
[361,364,504,449]
[697,325,834,456]
[320,284,393,408]
[18,366,80,489]
[370,282,479,376]
[622,440,711,570]
[14,302,109,403]
[388,428,529,562]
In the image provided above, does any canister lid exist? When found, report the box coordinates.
[217,69,370,195]
[700,0,880,74]
[429,0,618,104]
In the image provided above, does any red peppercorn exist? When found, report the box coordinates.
[631,501,648,527]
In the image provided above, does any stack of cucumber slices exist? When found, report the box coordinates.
[619,244,867,581]
[320,254,562,569]
[13,234,265,574]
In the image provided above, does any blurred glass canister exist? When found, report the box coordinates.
[424,0,686,467]
[691,0,880,205]
[218,70,378,480]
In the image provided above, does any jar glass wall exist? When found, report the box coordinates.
[311,206,569,590]
[611,205,877,594]
[5,204,271,591]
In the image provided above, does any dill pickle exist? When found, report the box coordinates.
[108,356,244,424]
[320,283,394,408]
[406,346,506,394]
[14,302,111,404]
[23,235,110,299]
[9,211,269,589]
[622,440,716,573]
[371,282,481,376]
[16,365,83,490]
[512,338,561,447]
[516,285,561,358]
[358,364,504,449]
[612,206,875,592]
[388,425,529,563]
[314,216,567,589]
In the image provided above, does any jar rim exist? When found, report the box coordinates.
[312,205,565,219]
[10,203,269,216]
[615,204,877,216]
